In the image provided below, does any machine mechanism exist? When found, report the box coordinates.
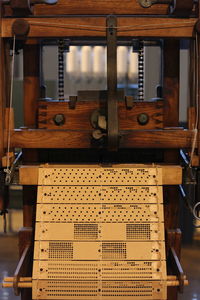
[1,0,200,299]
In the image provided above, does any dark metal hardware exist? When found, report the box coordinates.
[138,0,194,17]
[138,0,172,8]
[12,19,30,38]
[3,0,57,16]
[53,114,65,126]
[137,113,150,125]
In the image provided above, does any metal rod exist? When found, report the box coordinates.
[2,278,189,289]
[106,16,119,151]
[4,277,32,282]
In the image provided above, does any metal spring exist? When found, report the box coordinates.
[138,43,144,101]
[58,39,65,101]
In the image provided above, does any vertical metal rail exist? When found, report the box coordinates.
[58,39,65,101]
[106,16,118,151]
[138,42,144,101]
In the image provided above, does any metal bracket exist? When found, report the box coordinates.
[4,151,22,185]
[138,0,172,8]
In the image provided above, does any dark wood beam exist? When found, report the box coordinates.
[2,17,196,38]
[4,129,193,149]
[34,0,169,16]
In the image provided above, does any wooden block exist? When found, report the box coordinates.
[2,151,14,167]
[19,165,39,186]
[188,106,196,130]
[38,100,164,130]
[4,107,14,130]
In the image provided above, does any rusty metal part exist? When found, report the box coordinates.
[12,19,30,38]
[92,129,105,140]
[53,114,65,126]
[137,113,150,125]
[138,0,172,9]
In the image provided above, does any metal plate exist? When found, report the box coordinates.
[35,222,165,241]
[36,203,164,223]
[32,280,167,299]
[38,167,162,186]
[33,260,167,280]
[34,241,166,261]
[37,185,163,204]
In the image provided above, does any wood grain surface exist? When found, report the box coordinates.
[38,100,164,130]
[4,128,194,149]
[2,17,196,38]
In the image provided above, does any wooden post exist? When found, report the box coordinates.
[23,40,40,128]
[198,31,200,162]
[163,39,180,300]
[21,39,40,300]
[0,13,6,163]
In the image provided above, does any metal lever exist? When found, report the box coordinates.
[138,0,172,8]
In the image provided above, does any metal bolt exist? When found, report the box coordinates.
[137,113,149,125]
[139,0,153,8]
[53,114,65,126]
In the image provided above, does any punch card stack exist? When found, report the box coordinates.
[33,165,167,300]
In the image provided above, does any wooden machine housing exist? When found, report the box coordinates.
[1,0,200,300]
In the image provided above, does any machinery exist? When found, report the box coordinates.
[1,0,200,299]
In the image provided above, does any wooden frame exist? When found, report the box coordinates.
[1,2,199,300]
